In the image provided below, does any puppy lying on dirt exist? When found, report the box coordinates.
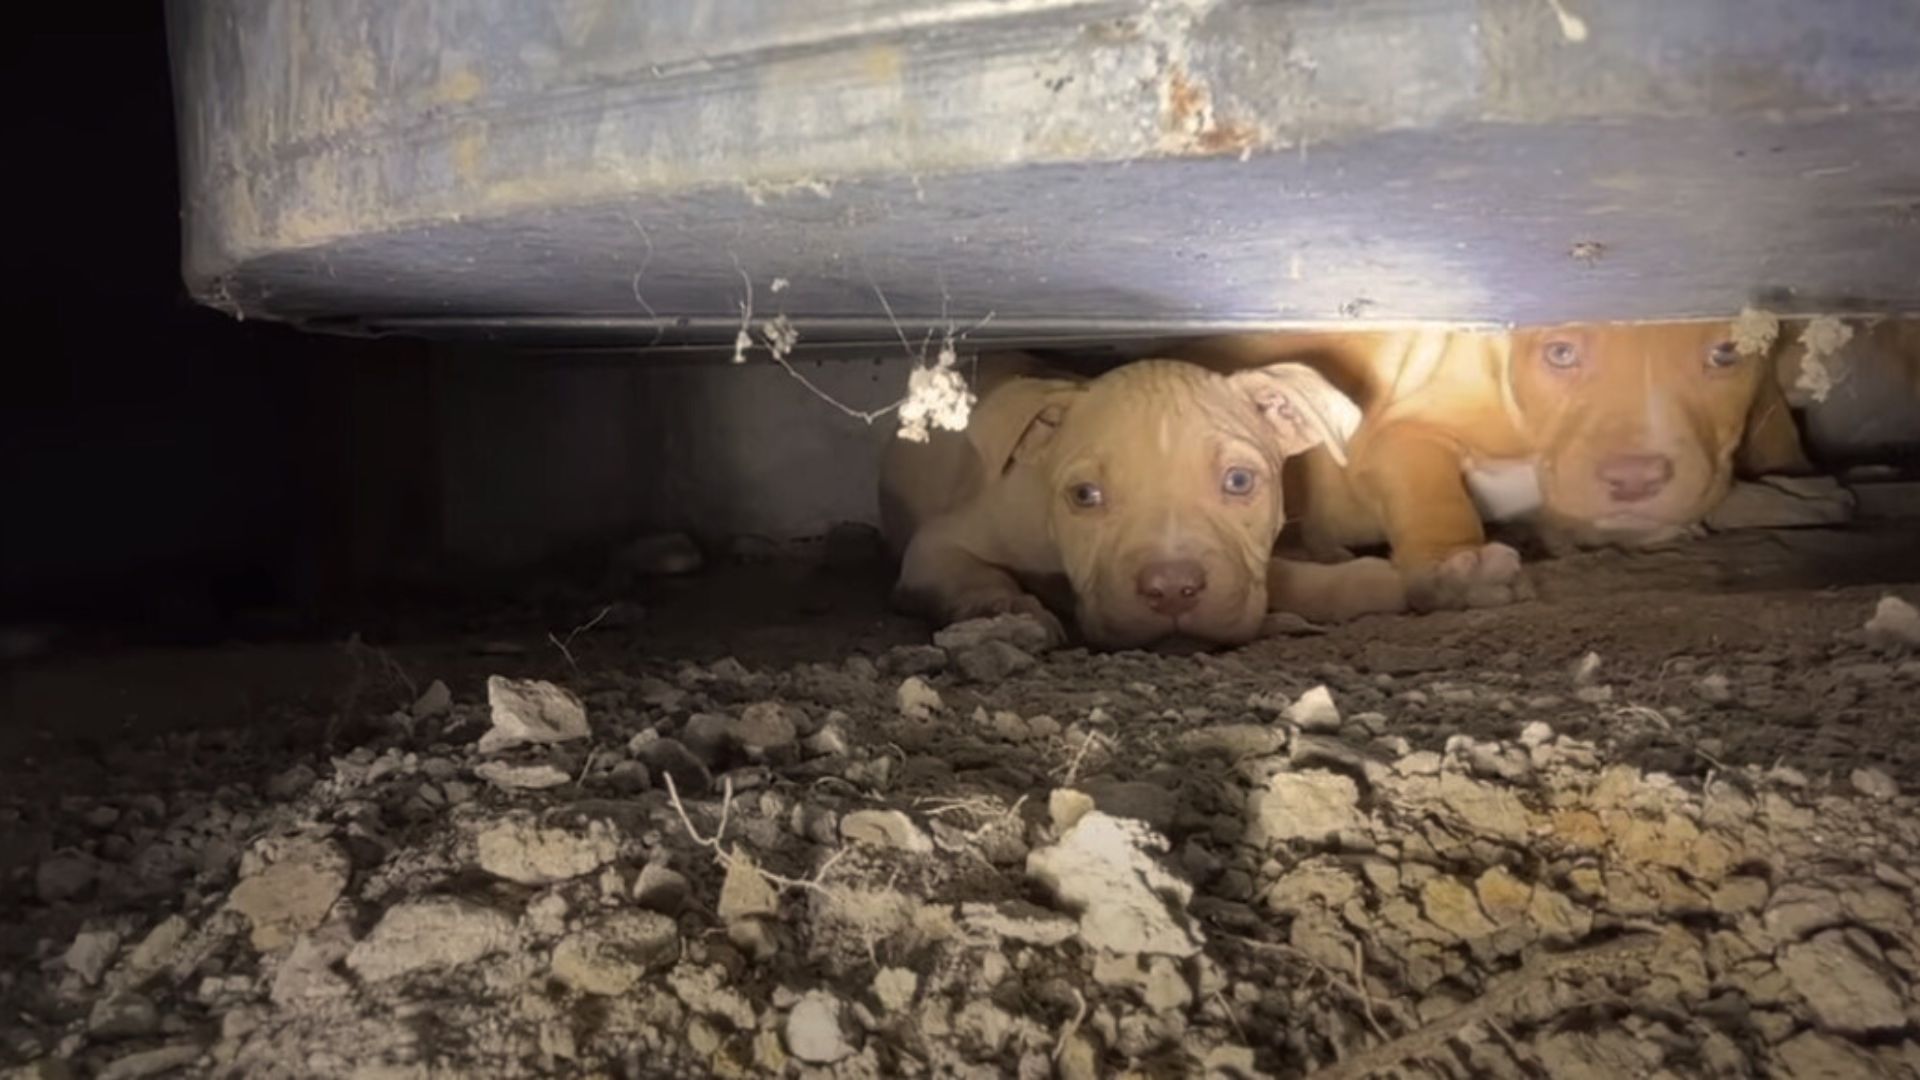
[1174,320,1811,610]
[880,354,1409,649]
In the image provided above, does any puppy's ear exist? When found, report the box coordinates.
[1736,362,1814,477]
[1230,362,1363,466]
[968,378,1085,474]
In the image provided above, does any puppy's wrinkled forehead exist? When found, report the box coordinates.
[1058,362,1265,455]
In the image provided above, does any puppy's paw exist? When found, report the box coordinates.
[949,591,1068,648]
[1404,543,1533,612]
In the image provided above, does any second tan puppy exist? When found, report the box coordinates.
[1177,320,1810,609]
[880,354,1408,649]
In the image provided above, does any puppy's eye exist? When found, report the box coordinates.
[1067,482,1104,509]
[1706,341,1742,369]
[1222,466,1258,496]
[1543,341,1581,369]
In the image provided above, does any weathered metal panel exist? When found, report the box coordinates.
[166,0,1920,346]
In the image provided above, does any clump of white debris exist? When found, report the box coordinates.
[1731,305,1781,357]
[895,342,976,443]
[1791,314,1856,405]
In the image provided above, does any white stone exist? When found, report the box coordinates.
[345,898,514,982]
[896,676,943,720]
[1026,811,1201,957]
[1253,770,1363,845]
[479,676,591,754]
[475,815,619,885]
[1285,685,1342,732]
[839,809,933,853]
[785,991,856,1064]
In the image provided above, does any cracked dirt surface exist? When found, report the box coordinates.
[2,525,1919,1079]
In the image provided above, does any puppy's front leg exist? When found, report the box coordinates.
[893,525,1067,645]
[1354,425,1533,611]
[1266,556,1407,624]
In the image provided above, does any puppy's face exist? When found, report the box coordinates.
[1507,321,1792,544]
[1017,361,1356,649]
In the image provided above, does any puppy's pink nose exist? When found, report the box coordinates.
[1136,560,1207,616]
[1597,454,1675,503]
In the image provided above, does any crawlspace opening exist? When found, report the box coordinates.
[6,322,1920,1080]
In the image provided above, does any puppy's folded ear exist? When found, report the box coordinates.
[1737,356,1814,477]
[968,378,1086,474]
[1230,363,1363,466]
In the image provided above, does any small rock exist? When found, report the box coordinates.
[679,714,732,766]
[632,863,691,913]
[264,764,318,800]
[1850,767,1899,800]
[475,816,620,885]
[1571,651,1602,686]
[1286,686,1342,732]
[345,897,515,982]
[1253,770,1363,845]
[1026,811,1202,957]
[1694,674,1734,704]
[718,852,781,923]
[840,809,933,853]
[35,851,97,903]
[872,967,918,1012]
[226,836,351,951]
[62,928,120,986]
[95,1044,203,1080]
[952,641,1034,683]
[632,737,712,796]
[933,614,1056,654]
[802,723,850,758]
[473,761,572,791]
[411,679,452,719]
[1864,595,1920,650]
[958,900,1079,945]
[1177,724,1283,759]
[87,995,159,1039]
[479,676,590,754]
[1518,721,1555,747]
[785,991,856,1064]
[896,677,943,720]
[1778,930,1907,1035]
[549,911,680,995]
[1049,788,1097,831]
[881,645,947,676]
[731,703,798,754]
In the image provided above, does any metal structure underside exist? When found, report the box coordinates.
[167,0,1920,354]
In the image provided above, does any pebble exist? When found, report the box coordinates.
[1778,930,1908,1035]
[896,677,943,720]
[226,836,351,951]
[475,816,620,885]
[96,1044,203,1080]
[1863,595,1920,650]
[473,761,572,791]
[345,898,515,982]
[785,991,856,1064]
[1850,767,1899,800]
[1027,811,1201,957]
[933,614,1056,654]
[953,641,1035,683]
[632,863,691,913]
[411,679,452,720]
[550,911,681,995]
[478,676,591,754]
[62,928,121,986]
[731,702,799,754]
[839,809,934,853]
[1694,674,1733,704]
[1286,685,1342,733]
[87,995,159,1039]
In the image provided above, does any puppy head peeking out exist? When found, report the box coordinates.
[1506,320,1806,545]
[1002,360,1358,649]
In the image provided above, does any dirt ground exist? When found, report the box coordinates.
[3,523,1919,1079]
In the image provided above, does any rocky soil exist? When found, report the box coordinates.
[3,527,1920,1079]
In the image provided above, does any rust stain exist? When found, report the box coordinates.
[1159,65,1262,157]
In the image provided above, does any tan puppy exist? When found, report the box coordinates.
[1176,320,1810,609]
[880,354,1409,649]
